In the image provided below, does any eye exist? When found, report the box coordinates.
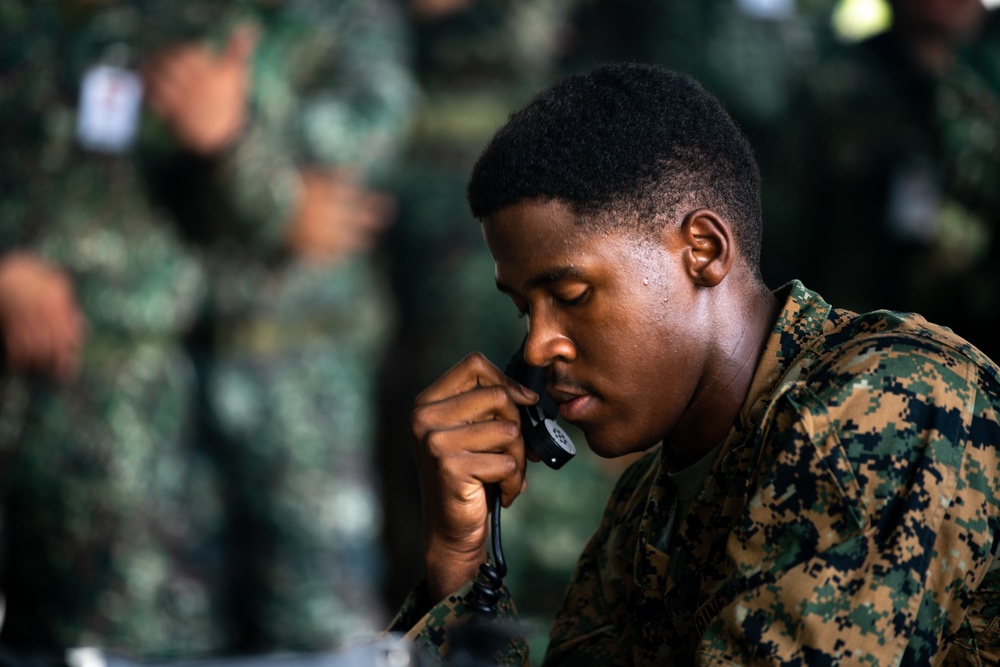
[554,286,590,307]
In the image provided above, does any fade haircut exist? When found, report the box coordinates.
[467,62,763,270]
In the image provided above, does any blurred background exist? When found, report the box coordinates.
[0,0,997,662]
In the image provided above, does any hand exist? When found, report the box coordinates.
[142,25,257,155]
[410,352,538,601]
[285,169,396,264]
[0,253,86,382]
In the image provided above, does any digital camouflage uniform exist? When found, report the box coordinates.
[0,0,417,655]
[144,0,418,651]
[772,10,1000,362]
[378,2,621,653]
[0,1,232,657]
[390,280,1000,665]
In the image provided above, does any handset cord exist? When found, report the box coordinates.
[449,487,511,665]
[465,486,507,619]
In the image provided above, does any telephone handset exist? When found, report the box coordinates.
[456,336,579,661]
[503,335,577,469]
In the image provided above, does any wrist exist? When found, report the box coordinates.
[424,540,486,603]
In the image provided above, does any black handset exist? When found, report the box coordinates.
[456,337,579,662]
[503,335,577,469]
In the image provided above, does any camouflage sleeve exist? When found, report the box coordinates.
[386,575,530,665]
[291,0,418,177]
[543,453,659,667]
[700,336,1000,665]
[186,0,417,249]
[192,118,302,252]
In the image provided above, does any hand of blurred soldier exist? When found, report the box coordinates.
[410,353,538,601]
[0,253,86,382]
[142,24,257,155]
[285,169,396,264]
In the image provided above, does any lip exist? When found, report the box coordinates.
[550,387,593,421]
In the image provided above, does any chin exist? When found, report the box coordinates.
[583,428,658,459]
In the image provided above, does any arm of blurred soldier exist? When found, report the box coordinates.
[141,0,416,262]
[0,253,85,382]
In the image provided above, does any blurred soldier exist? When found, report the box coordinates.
[0,1,232,656]
[774,0,1000,360]
[0,0,416,656]
[140,0,418,652]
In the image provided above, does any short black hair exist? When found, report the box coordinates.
[467,62,763,269]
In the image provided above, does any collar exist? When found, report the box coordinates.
[632,280,835,594]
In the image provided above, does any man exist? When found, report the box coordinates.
[389,63,1000,665]
[140,0,416,650]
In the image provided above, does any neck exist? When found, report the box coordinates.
[668,277,779,466]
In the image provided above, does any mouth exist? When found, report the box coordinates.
[549,386,594,421]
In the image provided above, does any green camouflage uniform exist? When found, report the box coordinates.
[0,1,233,657]
[0,0,416,655]
[144,0,418,651]
[772,10,1000,362]
[390,280,1000,665]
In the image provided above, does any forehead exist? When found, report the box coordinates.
[482,199,653,288]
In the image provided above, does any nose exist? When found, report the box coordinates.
[523,318,576,368]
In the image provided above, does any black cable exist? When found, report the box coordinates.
[448,486,517,666]
[465,487,506,619]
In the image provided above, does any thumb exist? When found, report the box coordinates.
[225,24,259,63]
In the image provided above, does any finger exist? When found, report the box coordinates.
[22,310,54,378]
[3,322,31,375]
[414,384,523,436]
[417,352,538,406]
[469,438,529,509]
[147,48,199,88]
[225,24,259,63]
[421,420,528,510]
[423,417,524,458]
[363,192,397,230]
[467,452,526,509]
[50,309,84,383]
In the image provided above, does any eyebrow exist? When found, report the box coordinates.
[495,265,586,294]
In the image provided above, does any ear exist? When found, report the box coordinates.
[678,209,733,287]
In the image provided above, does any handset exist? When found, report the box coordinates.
[504,335,577,469]
[457,335,579,647]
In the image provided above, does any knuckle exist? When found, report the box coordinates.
[463,351,490,369]
[498,455,519,477]
[496,419,521,442]
[487,384,510,405]
[423,429,449,458]
[410,405,431,435]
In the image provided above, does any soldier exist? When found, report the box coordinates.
[0,0,417,656]
[0,1,233,656]
[140,0,418,652]
[389,63,1000,664]
[772,0,1000,361]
